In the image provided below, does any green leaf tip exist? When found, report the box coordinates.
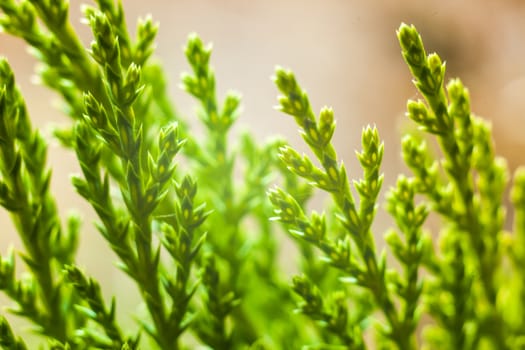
[397,23,426,70]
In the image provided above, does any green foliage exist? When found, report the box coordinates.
[0,2,524,349]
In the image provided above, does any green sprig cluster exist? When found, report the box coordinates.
[0,55,77,343]
[398,23,512,349]
[63,265,136,348]
[1,2,525,349]
[0,315,27,350]
[271,67,427,348]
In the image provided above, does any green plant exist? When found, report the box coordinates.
[0,1,524,349]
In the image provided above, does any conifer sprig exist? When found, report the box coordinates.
[0,315,27,350]
[270,68,415,349]
[193,254,239,349]
[398,23,508,348]
[292,275,365,350]
[385,175,429,348]
[77,7,200,348]
[155,174,208,347]
[63,265,138,349]
[0,57,76,342]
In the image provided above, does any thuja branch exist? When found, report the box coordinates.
[385,176,429,348]
[292,275,365,349]
[63,265,139,348]
[398,23,508,348]
[270,68,414,349]
[157,174,208,346]
[77,8,188,347]
[181,35,264,346]
[0,58,77,342]
[0,315,28,350]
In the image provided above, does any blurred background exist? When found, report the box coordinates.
[1,0,525,342]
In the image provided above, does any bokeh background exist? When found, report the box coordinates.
[1,0,525,343]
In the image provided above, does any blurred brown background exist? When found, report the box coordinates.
[1,0,525,342]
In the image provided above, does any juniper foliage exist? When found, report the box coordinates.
[0,2,523,349]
